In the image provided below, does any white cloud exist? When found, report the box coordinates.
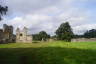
[0,0,95,35]
[73,24,96,35]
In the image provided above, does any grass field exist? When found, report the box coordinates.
[0,41,96,64]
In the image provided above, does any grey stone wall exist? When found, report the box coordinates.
[71,38,96,42]
[0,24,14,43]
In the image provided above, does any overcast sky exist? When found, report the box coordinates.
[1,0,96,35]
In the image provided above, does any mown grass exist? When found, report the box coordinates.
[0,41,96,64]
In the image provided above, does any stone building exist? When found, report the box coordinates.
[0,24,14,43]
[16,27,32,43]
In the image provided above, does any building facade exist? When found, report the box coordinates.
[0,24,14,43]
[16,27,32,43]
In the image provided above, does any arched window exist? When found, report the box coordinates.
[20,33,23,36]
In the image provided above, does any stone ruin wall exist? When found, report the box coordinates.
[16,35,32,43]
[71,38,96,42]
[0,24,14,43]
[16,27,32,43]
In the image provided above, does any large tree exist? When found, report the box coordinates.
[0,0,8,20]
[56,22,73,41]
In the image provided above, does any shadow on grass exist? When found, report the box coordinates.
[0,47,96,64]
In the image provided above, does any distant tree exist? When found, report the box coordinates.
[51,35,56,39]
[73,34,84,38]
[0,1,8,20]
[39,31,50,41]
[33,31,50,41]
[56,22,74,42]
[84,29,96,38]
[32,34,41,41]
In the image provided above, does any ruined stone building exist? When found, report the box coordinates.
[0,24,14,43]
[16,27,32,43]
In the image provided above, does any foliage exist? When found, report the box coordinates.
[73,34,84,38]
[84,29,96,38]
[33,31,50,41]
[0,4,8,20]
[32,34,41,41]
[39,31,50,41]
[56,22,74,41]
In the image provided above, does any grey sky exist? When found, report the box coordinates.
[1,0,96,35]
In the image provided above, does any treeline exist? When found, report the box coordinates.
[32,22,74,42]
[32,22,96,42]
[74,29,96,38]
[32,31,50,41]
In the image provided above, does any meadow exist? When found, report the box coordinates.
[0,41,96,64]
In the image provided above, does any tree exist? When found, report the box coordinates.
[56,22,74,42]
[39,31,50,41]
[84,29,96,38]
[73,34,83,38]
[32,34,40,41]
[0,1,8,21]
[33,31,50,41]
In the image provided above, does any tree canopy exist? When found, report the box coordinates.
[56,22,74,41]
[84,29,96,38]
[0,1,8,20]
[33,31,50,41]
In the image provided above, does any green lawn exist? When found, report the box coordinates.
[0,41,96,64]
